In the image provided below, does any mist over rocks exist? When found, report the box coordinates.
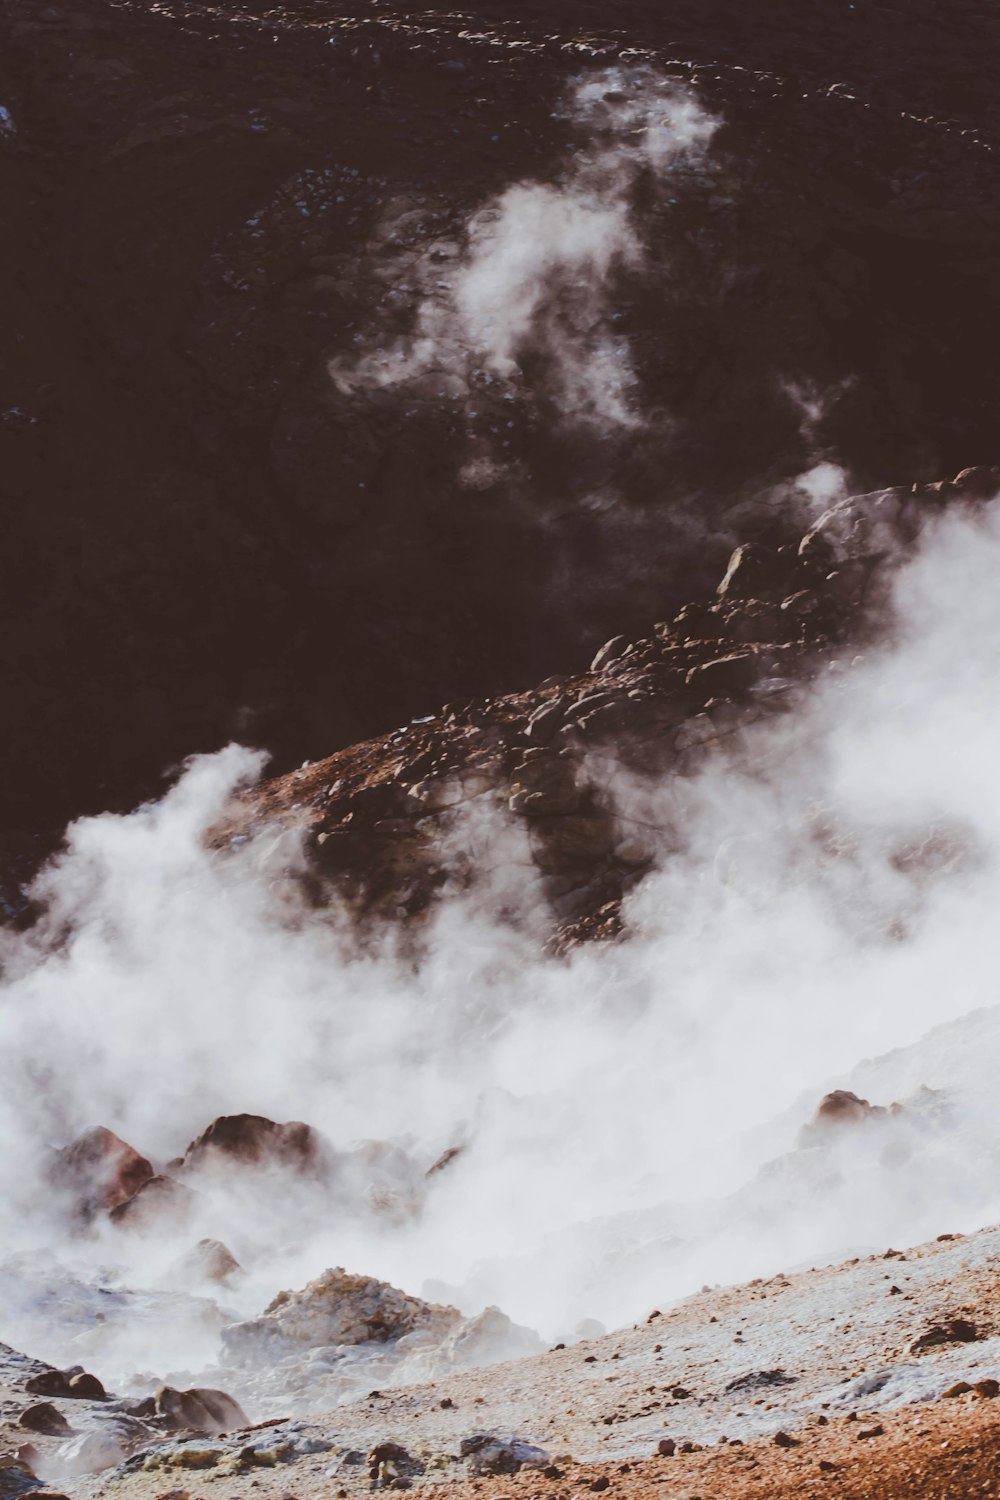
[46,1130,154,1225]
[231,465,999,947]
[176,1115,334,1179]
[222,1270,461,1366]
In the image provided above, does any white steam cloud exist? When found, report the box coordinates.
[331,70,718,428]
[3,496,1000,1414]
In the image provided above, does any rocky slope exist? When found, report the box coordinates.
[217,463,1000,950]
[3,0,1000,890]
[6,1218,1000,1499]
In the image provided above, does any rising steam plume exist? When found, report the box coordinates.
[2,495,1000,1405]
[332,70,718,430]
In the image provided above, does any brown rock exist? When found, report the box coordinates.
[952,465,1000,499]
[910,1318,979,1354]
[17,1404,72,1436]
[171,1239,243,1285]
[47,1126,154,1220]
[180,1114,333,1176]
[109,1175,197,1230]
[66,1372,107,1401]
[716,543,793,603]
[24,1368,106,1402]
[151,1386,249,1435]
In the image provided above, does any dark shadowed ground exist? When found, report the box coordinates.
[1,0,998,890]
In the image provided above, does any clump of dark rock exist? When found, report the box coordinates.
[178,1113,334,1177]
[910,1318,980,1354]
[17,1404,72,1436]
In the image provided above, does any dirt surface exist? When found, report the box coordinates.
[39,1221,1000,1500]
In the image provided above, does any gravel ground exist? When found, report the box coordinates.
[49,1221,1000,1500]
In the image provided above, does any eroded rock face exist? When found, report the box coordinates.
[2,0,999,908]
[222,468,999,951]
[46,1128,154,1221]
[221,1268,461,1365]
[108,1175,197,1232]
[179,1114,334,1178]
[169,1238,243,1287]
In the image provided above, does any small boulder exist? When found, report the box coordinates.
[66,1372,107,1401]
[952,465,1000,499]
[17,1405,72,1436]
[25,1368,106,1402]
[170,1238,242,1286]
[459,1434,549,1476]
[716,543,792,603]
[797,1090,889,1146]
[151,1386,249,1435]
[685,652,760,698]
[910,1318,979,1354]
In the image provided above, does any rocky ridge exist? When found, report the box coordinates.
[3,0,1000,885]
[220,465,1000,950]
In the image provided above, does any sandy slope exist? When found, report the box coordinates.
[54,1221,1000,1500]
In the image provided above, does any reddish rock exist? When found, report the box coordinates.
[47,1127,154,1220]
[180,1114,333,1177]
[109,1175,197,1231]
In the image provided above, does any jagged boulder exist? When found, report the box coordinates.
[142,1385,248,1435]
[178,1114,334,1178]
[221,1268,460,1365]
[459,1433,550,1476]
[46,1127,154,1221]
[109,1175,197,1231]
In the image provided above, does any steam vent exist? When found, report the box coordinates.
[3,2,1000,1497]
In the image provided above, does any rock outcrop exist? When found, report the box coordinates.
[222,1268,461,1365]
[2,0,999,915]
[46,1127,154,1221]
[219,468,1000,950]
[177,1114,334,1178]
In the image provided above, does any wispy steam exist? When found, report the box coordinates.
[2,493,1000,1407]
[331,70,718,429]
